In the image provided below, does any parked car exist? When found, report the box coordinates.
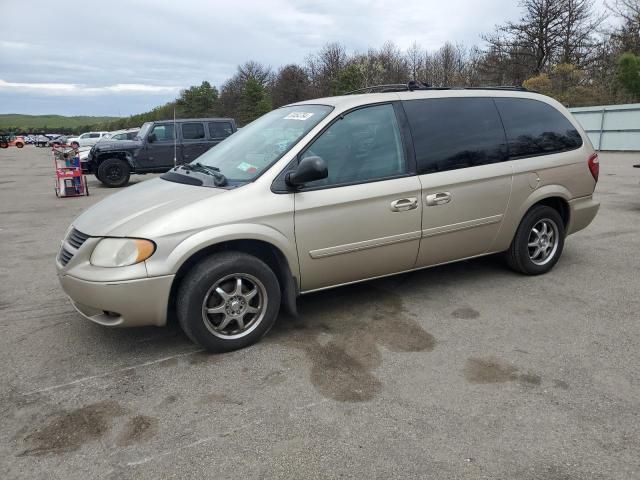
[0,134,25,148]
[101,128,140,142]
[33,135,50,147]
[48,135,70,147]
[56,86,600,352]
[82,118,236,187]
[67,131,110,148]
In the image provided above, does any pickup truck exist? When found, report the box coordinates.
[83,118,236,187]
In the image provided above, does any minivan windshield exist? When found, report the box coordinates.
[195,105,332,182]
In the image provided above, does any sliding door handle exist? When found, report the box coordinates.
[390,197,418,212]
[425,192,452,206]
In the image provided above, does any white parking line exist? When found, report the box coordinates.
[22,348,204,396]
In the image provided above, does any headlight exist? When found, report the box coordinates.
[90,238,156,267]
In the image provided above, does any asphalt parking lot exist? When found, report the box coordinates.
[1,146,639,479]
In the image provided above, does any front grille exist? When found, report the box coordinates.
[59,248,74,266]
[58,228,90,266]
[67,228,90,249]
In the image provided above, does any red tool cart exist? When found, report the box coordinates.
[53,145,89,198]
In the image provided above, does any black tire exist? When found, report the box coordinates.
[177,252,281,352]
[506,205,565,275]
[0,142,7,149]
[16,142,24,148]
[97,158,130,188]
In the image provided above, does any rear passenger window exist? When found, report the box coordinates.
[404,98,508,174]
[182,123,205,140]
[208,122,233,139]
[494,98,582,158]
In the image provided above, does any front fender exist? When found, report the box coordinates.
[146,223,299,282]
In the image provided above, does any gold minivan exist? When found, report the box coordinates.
[56,86,600,352]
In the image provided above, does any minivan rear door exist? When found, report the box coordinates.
[292,103,422,292]
[401,97,513,267]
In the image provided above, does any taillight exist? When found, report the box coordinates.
[588,152,599,182]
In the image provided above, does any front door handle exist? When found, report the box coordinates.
[425,192,452,206]
[390,197,418,212]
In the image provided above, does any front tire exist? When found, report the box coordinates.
[97,158,130,187]
[177,252,281,352]
[506,205,565,275]
[16,142,24,148]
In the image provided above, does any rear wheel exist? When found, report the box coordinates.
[97,158,130,187]
[177,252,281,352]
[0,142,7,149]
[506,205,565,275]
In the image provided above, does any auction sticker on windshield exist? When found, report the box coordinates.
[283,112,314,121]
[237,161,258,173]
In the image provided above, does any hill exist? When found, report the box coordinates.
[0,114,120,133]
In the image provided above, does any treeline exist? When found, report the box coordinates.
[28,0,640,133]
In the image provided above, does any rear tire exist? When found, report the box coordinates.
[177,252,281,352]
[97,158,130,187]
[506,205,565,275]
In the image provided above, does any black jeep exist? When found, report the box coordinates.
[84,118,237,187]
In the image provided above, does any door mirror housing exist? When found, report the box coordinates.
[286,156,328,187]
[147,133,156,143]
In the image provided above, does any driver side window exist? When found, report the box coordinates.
[301,103,406,188]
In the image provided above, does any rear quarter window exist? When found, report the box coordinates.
[494,98,582,158]
[403,97,508,174]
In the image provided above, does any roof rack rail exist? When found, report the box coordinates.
[345,82,530,95]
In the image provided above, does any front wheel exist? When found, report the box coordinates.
[97,158,130,187]
[177,252,281,352]
[506,205,565,275]
[15,142,24,148]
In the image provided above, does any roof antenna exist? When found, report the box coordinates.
[173,106,177,167]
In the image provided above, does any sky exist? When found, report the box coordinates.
[0,0,605,117]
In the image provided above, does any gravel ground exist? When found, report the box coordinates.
[1,146,639,479]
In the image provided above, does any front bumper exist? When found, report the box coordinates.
[567,195,600,235]
[59,274,174,327]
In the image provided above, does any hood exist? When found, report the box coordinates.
[73,178,226,237]
[94,139,143,152]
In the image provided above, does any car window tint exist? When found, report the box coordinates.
[208,122,233,139]
[150,124,175,142]
[404,97,508,174]
[182,122,205,140]
[89,133,100,138]
[301,103,406,188]
[494,98,582,158]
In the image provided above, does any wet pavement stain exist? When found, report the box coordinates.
[18,400,126,456]
[116,415,158,446]
[451,307,480,319]
[553,379,570,390]
[270,284,435,402]
[464,357,541,385]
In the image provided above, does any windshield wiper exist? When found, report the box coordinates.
[177,163,228,186]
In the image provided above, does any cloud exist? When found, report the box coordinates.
[0,80,180,96]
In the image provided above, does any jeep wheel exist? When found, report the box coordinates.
[506,205,565,275]
[177,252,281,352]
[0,142,7,149]
[16,142,24,148]
[97,158,130,188]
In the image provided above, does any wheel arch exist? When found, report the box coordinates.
[167,238,299,321]
[495,186,572,252]
[96,151,136,170]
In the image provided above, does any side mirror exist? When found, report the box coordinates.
[147,133,156,143]
[286,156,328,187]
